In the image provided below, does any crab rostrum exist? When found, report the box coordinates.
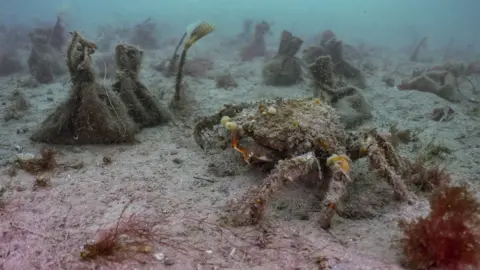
[194,98,410,229]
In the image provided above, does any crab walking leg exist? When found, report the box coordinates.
[365,137,409,201]
[228,152,319,226]
[318,155,352,229]
[371,132,405,171]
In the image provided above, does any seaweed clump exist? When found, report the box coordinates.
[399,184,480,269]
[0,50,22,76]
[308,55,372,128]
[237,19,253,43]
[80,201,190,262]
[239,21,270,61]
[30,31,137,145]
[263,30,304,86]
[80,205,155,261]
[4,89,29,121]
[27,25,66,84]
[303,30,366,89]
[50,16,67,51]
[16,147,57,174]
[397,69,462,102]
[112,44,171,127]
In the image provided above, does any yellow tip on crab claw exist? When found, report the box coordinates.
[224,121,238,131]
[326,154,351,173]
[220,116,231,127]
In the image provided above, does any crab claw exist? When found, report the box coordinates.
[231,130,254,164]
[326,154,351,173]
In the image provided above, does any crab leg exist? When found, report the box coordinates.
[371,132,405,172]
[364,136,410,201]
[226,152,319,226]
[347,131,410,202]
[318,154,352,229]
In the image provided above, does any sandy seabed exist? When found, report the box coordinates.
[0,43,479,270]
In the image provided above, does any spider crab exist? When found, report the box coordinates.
[194,97,411,229]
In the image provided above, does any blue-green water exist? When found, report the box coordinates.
[3,0,479,49]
